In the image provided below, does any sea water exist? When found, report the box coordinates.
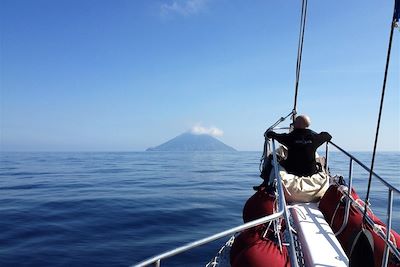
[0,151,399,266]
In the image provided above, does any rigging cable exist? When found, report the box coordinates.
[363,0,399,223]
[292,0,308,121]
[261,0,308,174]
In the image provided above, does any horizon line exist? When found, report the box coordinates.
[1,149,399,153]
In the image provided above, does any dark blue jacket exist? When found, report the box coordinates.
[267,129,331,176]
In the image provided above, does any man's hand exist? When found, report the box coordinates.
[266,131,275,139]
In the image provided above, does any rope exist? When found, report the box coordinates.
[260,111,294,174]
[293,0,308,121]
[205,235,235,267]
[363,0,398,223]
[374,224,397,247]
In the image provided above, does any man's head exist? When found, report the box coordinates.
[294,115,311,129]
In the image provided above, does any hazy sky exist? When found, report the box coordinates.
[1,0,399,151]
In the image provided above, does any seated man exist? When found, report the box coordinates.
[267,115,331,177]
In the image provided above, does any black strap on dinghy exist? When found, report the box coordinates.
[349,229,375,267]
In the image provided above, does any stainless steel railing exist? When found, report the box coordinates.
[133,206,285,267]
[326,141,400,266]
[328,141,399,194]
[271,139,300,267]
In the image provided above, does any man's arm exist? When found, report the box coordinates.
[317,132,332,146]
[267,131,290,146]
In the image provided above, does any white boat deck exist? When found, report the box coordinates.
[290,202,349,267]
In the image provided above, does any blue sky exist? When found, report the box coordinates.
[0,0,399,151]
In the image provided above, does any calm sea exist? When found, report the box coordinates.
[0,151,399,266]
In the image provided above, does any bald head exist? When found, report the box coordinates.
[294,115,311,129]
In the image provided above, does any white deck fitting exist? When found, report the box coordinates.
[290,202,349,267]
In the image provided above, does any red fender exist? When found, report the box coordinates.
[243,189,276,223]
[232,237,290,267]
[319,185,400,267]
[230,226,264,265]
[331,201,364,253]
[319,185,364,254]
[318,184,344,222]
[319,184,360,223]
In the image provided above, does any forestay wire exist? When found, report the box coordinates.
[363,0,399,223]
[261,0,309,173]
[292,0,308,121]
